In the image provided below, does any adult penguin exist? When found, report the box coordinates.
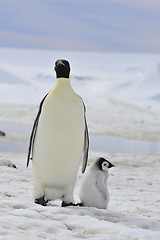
[27,59,89,207]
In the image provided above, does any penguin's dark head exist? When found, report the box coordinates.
[54,59,70,79]
[96,157,114,171]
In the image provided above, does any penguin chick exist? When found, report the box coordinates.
[79,157,114,209]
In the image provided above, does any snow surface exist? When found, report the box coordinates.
[0,159,16,168]
[0,48,160,239]
[0,152,160,240]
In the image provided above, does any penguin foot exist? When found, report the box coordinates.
[61,201,84,207]
[61,201,76,207]
[35,197,47,206]
[75,202,83,207]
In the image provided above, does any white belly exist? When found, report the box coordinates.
[33,90,85,188]
[79,172,109,209]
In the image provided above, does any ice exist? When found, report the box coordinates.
[0,159,16,168]
[0,48,160,109]
[0,48,160,239]
[108,65,160,110]
[0,49,160,117]
[0,69,27,85]
[0,49,160,141]
[0,152,160,240]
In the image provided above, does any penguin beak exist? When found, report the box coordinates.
[109,163,115,168]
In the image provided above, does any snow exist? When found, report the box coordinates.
[0,152,160,240]
[0,48,160,239]
[0,159,16,168]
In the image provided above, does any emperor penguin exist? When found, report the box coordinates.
[27,59,89,207]
[79,157,114,209]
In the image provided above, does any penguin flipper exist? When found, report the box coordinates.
[81,103,89,174]
[26,94,48,167]
[96,176,108,200]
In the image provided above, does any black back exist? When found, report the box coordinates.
[26,94,48,167]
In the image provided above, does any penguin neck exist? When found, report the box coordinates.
[55,77,71,89]
[52,77,73,95]
[56,77,71,84]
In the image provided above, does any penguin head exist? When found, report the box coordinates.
[54,59,70,79]
[96,157,114,171]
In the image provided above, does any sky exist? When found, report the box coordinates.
[0,0,160,53]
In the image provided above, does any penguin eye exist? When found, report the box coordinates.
[102,162,109,169]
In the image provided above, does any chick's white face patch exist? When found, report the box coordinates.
[101,161,109,171]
